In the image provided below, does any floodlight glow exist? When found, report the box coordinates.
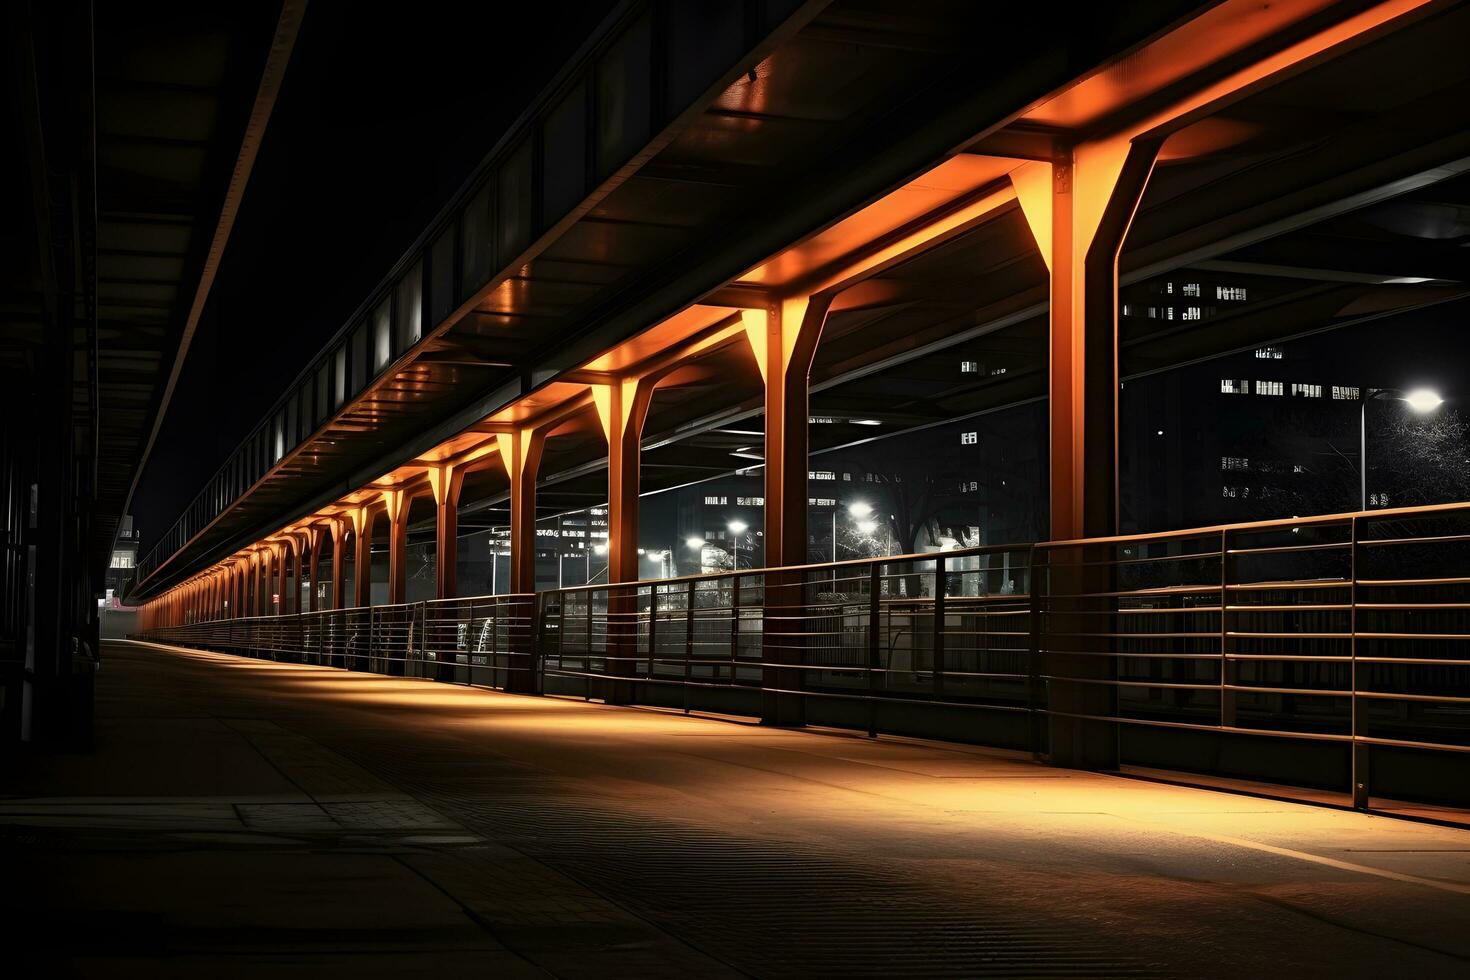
[728,520,748,534]
[856,520,878,535]
[1404,388,1443,413]
[848,501,873,519]
[593,543,607,556]
[686,537,706,550]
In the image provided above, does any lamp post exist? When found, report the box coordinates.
[1359,387,1442,511]
[840,501,874,561]
[728,520,747,570]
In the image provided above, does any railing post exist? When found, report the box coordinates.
[1028,546,1045,759]
[730,574,741,687]
[684,579,696,714]
[932,554,947,700]
[868,561,880,738]
[1350,515,1368,809]
[1220,528,1235,729]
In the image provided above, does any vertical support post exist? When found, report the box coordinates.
[1351,515,1368,809]
[933,554,946,700]
[593,377,657,704]
[291,534,306,615]
[384,489,409,605]
[307,527,321,613]
[1220,528,1235,728]
[496,430,544,693]
[353,507,372,608]
[496,430,546,595]
[1011,137,1160,771]
[867,561,880,738]
[684,578,696,714]
[276,541,290,616]
[428,464,466,601]
[742,296,833,727]
[331,517,348,611]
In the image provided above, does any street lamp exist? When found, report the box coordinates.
[1360,387,1442,511]
[834,501,874,562]
[728,520,747,570]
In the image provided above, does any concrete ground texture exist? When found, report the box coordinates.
[3,639,1469,978]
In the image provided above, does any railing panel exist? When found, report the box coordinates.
[136,501,1470,810]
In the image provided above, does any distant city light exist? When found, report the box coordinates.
[849,418,882,426]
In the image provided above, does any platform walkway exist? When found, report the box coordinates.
[4,640,1470,977]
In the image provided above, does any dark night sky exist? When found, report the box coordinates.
[133,1,617,549]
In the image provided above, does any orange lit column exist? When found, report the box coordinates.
[427,465,466,601]
[1012,138,1159,771]
[290,534,307,615]
[275,541,291,615]
[254,551,267,616]
[307,527,321,613]
[330,516,348,610]
[593,377,657,703]
[496,429,545,693]
[384,490,409,605]
[743,296,833,727]
[496,430,546,595]
[352,507,373,608]
[252,552,263,617]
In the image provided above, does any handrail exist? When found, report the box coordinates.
[138,500,1470,813]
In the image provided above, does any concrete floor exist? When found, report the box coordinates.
[4,640,1470,978]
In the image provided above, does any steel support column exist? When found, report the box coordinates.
[384,490,409,605]
[1013,137,1159,770]
[743,296,833,726]
[427,464,466,601]
[593,377,657,702]
[307,527,321,612]
[496,429,546,595]
[330,517,348,611]
[352,507,372,608]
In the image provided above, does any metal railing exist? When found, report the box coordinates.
[535,544,1036,738]
[144,594,538,690]
[137,502,1470,808]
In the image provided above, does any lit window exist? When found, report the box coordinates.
[960,360,979,374]
[1216,285,1248,301]
[1332,385,1361,400]
[703,495,727,506]
[1182,307,1201,321]
[960,431,978,445]
[1220,379,1249,394]
[1255,380,1283,396]
[1291,383,1322,398]
[809,470,835,481]
[1255,347,1283,360]
[1182,282,1201,297]
[1221,457,1250,471]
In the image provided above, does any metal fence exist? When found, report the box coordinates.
[138,503,1470,808]
[144,594,538,690]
